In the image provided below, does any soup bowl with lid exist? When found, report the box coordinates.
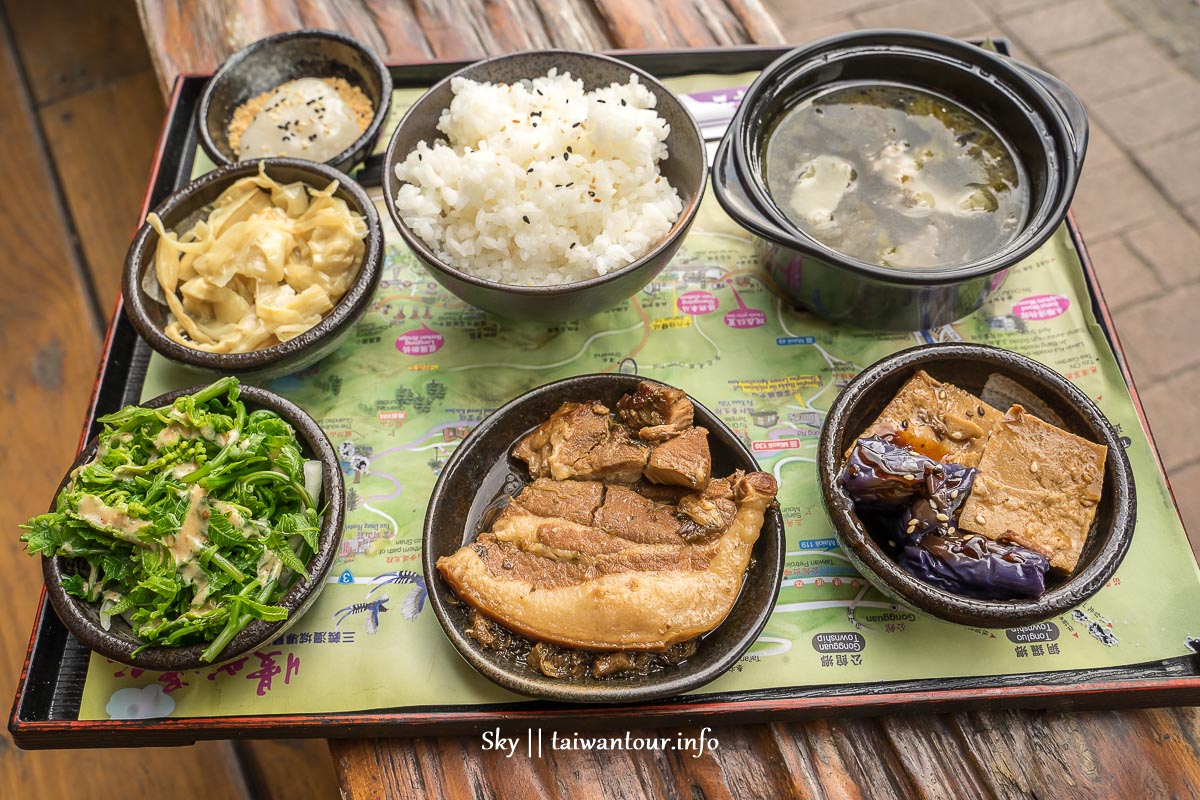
[712,29,1088,331]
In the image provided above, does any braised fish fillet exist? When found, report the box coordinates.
[437,471,778,651]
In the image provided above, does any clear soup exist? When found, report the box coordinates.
[764,83,1029,269]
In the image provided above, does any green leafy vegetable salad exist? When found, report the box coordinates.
[21,378,324,662]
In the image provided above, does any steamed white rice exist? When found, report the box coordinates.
[393,70,682,286]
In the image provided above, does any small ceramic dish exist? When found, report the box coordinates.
[42,384,346,670]
[122,157,382,381]
[197,28,392,173]
[381,49,706,322]
[422,374,784,703]
[817,343,1134,628]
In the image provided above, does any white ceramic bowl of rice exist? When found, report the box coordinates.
[382,50,706,322]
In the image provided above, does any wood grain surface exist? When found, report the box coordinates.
[135,0,783,92]
[0,4,249,797]
[1,1,340,796]
[125,2,1200,799]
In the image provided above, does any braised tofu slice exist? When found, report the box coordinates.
[512,401,649,483]
[860,370,1004,466]
[645,426,711,489]
[959,404,1107,573]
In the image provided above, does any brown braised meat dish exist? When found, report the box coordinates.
[438,380,778,679]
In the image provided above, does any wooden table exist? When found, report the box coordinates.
[132,2,1200,797]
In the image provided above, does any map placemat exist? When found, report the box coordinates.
[79,73,1200,721]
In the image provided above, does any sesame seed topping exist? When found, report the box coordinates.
[936,513,949,522]
[975,514,986,525]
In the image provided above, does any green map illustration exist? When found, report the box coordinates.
[80,75,1200,721]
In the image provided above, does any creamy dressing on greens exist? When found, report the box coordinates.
[171,461,198,479]
[154,423,196,449]
[211,500,245,528]
[179,561,212,606]
[166,484,210,567]
[76,494,150,534]
[257,549,283,585]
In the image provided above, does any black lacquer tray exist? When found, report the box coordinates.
[11,45,1200,749]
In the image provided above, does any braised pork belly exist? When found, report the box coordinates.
[437,381,778,678]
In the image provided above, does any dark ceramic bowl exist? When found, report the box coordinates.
[817,343,1134,628]
[42,384,346,670]
[382,50,706,322]
[197,28,392,173]
[123,157,382,381]
[713,30,1089,331]
[423,374,784,703]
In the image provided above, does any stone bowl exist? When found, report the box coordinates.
[42,384,345,670]
[422,373,784,703]
[381,50,706,322]
[818,343,1135,628]
[122,157,382,381]
[197,28,392,173]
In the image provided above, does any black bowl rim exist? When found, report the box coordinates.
[381,48,707,298]
[715,28,1085,287]
[195,27,393,171]
[816,343,1135,628]
[422,373,784,703]
[122,156,382,374]
[42,383,346,670]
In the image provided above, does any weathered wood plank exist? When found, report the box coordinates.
[38,68,165,307]
[721,0,784,47]
[236,738,343,800]
[2,0,156,104]
[135,0,784,93]
[0,8,250,798]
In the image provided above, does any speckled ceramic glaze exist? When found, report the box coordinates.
[422,374,784,703]
[818,343,1135,628]
[122,157,382,381]
[197,28,392,173]
[382,50,707,322]
[42,384,345,670]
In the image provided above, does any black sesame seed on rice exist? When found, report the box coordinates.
[523,215,530,224]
